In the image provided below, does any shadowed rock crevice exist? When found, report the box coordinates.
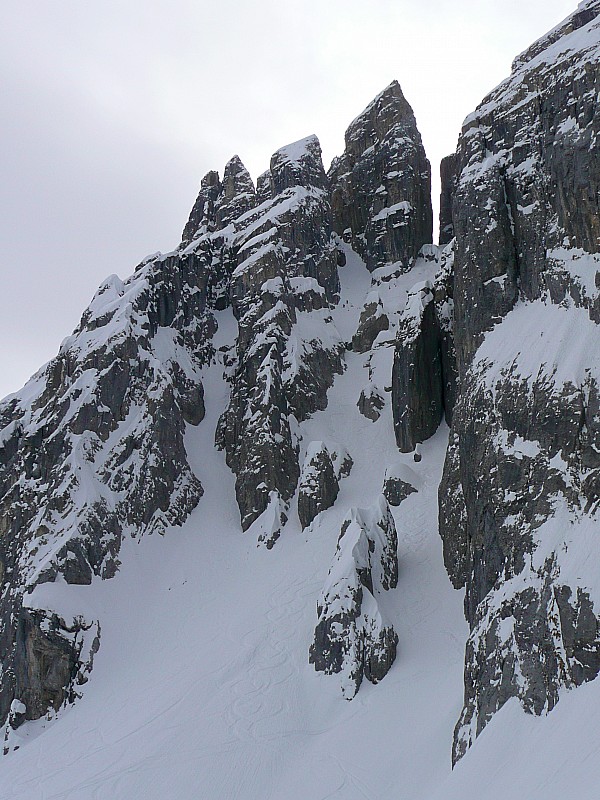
[391,245,457,453]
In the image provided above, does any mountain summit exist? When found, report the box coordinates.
[0,3,599,797]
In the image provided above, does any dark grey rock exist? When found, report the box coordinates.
[391,243,457,451]
[383,475,417,507]
[216,136,343,531]
[439,1,600,762]
[357,384,386,422]
[181,170,221,245]
[182,156,257,246]
[331,447,354,480]
[215,155,256,229]
[439,154,457,246]
[0,215,227,728]
[449,5,600,373]
[1,606,100,742]
[255,495,289,551]
[329,81,433,272]
[0,79,442,733]
[270,135,329,195]
[432,246,458,425]
[363,624,399,684]
[297,443,339,530]
[352,301,389,353]
[453,572,600,763]
[256,170,272,203]
[310,496,398,699]
[392,282,443,452]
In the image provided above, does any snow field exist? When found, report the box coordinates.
[2,249,468,799]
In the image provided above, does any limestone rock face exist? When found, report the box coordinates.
[439,154,457,246]
[1,5,598,769]
[0,245,216,729]
[182,156,257,246]
[392,281,443,452]
[181,170,222,245]
[439,1,600,762]
[269,135,329,195]
[448,2,600,373]
[432,247,457,424]
[6,610,100,740]
[442,303,600,763]
[329,81,433,272]
[391,244,456,452]
[215,136,344,531]
[0,77,438,735]
[215,155,257,230]
[297,442,339,530]
[310,496,399,698]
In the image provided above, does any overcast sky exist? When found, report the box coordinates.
[0,0,577,400]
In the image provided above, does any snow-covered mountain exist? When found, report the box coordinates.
[0,3,598,797]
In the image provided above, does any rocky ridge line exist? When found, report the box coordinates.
[0,81,436,733]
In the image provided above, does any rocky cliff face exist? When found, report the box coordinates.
[0,79,438,737]
[329,80,433,273]
[439,0,600,762]
[215,136,344,540]
[391,243,456,452]
[0,246,216,738]
[0,2,599,773]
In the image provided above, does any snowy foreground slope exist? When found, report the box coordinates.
[1,258,469,800]
[0,2,600,798]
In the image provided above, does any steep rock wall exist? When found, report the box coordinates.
[439,0,600,762]
[329,81,433,273]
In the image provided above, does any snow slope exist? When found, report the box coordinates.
[0,250,468,800]
[432,679,600,800]
[2,234,599,800]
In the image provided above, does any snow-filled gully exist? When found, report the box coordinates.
[1,250,468,800]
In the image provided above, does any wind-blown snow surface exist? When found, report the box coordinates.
[431,682,600,800]
[0,250,467,800]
